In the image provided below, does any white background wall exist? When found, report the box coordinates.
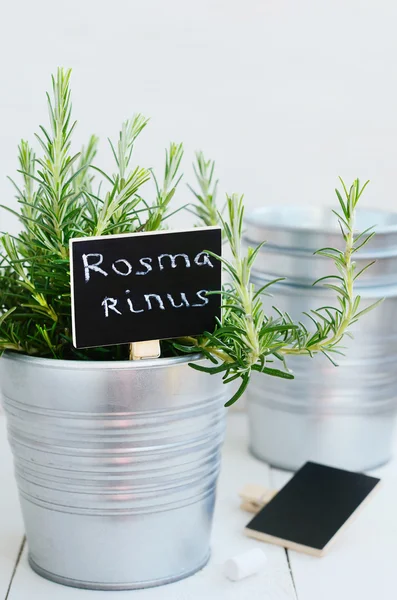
[1,0,397,234]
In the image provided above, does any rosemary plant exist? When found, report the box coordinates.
[175,179,381,404]
[0,68,379,405]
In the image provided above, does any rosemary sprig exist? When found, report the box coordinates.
[91,115,151,237]
[144,142,184,231]
[282,178,382,357]
[187,151,221,227]
[72,135,98,195]
[177,158,380,406]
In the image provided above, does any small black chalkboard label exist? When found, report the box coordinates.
[70,227,222,348]
[245,462,381,556]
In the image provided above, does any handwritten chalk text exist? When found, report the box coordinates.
[101,290,209,317]
[82,251,214,283]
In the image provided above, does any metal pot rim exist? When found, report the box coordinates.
[249,272,397,298]
[244,205,397,236]
[1,351,203,371]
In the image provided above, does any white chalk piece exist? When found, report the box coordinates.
[224,548,268,581]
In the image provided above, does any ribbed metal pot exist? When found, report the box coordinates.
[0,352,226,590]
[243,206,397,471]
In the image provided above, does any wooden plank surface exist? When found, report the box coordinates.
[6,414,296,599]
[0,417,24,599]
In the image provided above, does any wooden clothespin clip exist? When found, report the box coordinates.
[239,484,278,513]
[129,340,161,360]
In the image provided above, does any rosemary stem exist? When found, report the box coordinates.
[282,188,357,356]
[179,336,235,363]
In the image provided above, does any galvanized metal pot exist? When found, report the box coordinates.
[0,352,226,590]
[243,206,397,471]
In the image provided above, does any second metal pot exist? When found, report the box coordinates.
[244,205,397,471]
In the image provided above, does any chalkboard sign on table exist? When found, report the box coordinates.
[70,227,222,349]
[245,461,381,556]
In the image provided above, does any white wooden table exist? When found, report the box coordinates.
[1,412,396,600]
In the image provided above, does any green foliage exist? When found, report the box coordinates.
[0,68,184,359]
[187,151,220,227]
[176,176,380,406]
[0,68,379,405]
